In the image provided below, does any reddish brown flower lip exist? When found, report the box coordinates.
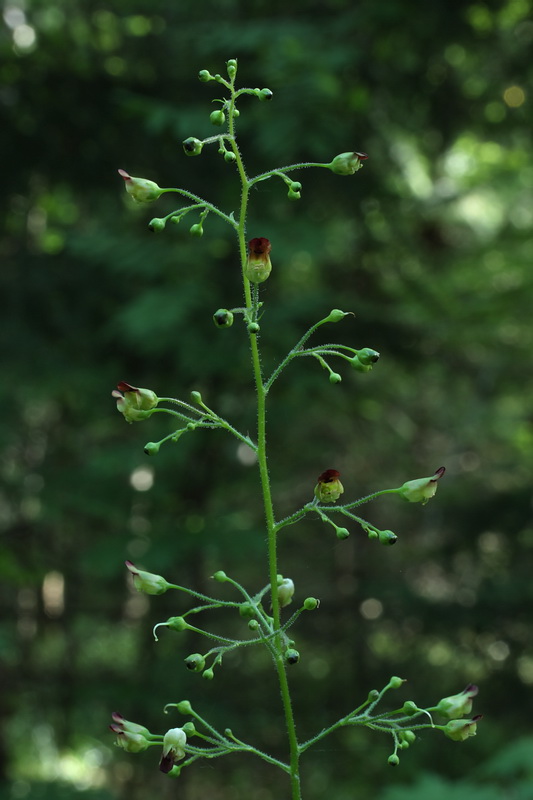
[248,237,271,255]
[116,381,139,393]
[317,469,341,483]
[118,169,131,181]
[355,152,369,160]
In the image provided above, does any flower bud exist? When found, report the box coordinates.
[144,441,161,456]
[177,700,192,714]
[210,109,226,126]
[189,223,203,237]
[112,381,158,423]
[277,578,295,608]
[388,754,400,766]
[226,58,237,79]
[160,727,187,773]
[248,619,259,630]
[248,322,260,334]
[239,603,255,618]
[325,309,349,323]
[224,151,237,163]
[148,217,166,233]
[401,701,419,716]
[245,237,272,284]
[398,466,446,505]
[287,186,301,200]
[182,137,204,156]
[125,561,171,595]
[336,527,350,539]
[111,712,151,738]
[110,725,150,753]
[328,151,368,176]
[304,597,319,611]
[350,356,372,373]
[212,570,228,582]
[443,715,482,742]
[285,648,300,665]
[182,722,196,736]
[118,169,163,203]
[213,308,234,328]
[198,69,212,82]
[379,529,398,546]
[258,88,273,101]
[191,390,203,404]
[388,676,405,689]
[166,616,188,631]
[400,730,416,745]
[357,348,380,366]
[184,653,205,672]
[436,684,478,720]
[314,469,344,503]
[329,372,342,384]
[202,668,215,680]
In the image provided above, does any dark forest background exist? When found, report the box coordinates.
[1,1,533,798]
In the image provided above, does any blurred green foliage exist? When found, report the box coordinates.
[1,0,532,798]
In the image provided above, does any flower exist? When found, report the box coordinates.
[314,469,344,503]
[118,169,163,203]
[436,684,479,719]
[159,727,187,773]
[112,381,158,423]
[245,237,272,283]
[109,723,150,753]
[443,715,482,742]
[111,712,151,737]
[277,578,295,608]
[397,466,445,505]
[328,152,368,175]
[125,561,171,595]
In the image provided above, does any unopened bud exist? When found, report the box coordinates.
[125,561,170,595]
[379,529,398,546]
[224,151,237,163]
[277,578,295,608]
[357,347,380,365]
[212,570,228,582]
[388,754,400,766]
[167,616,188,631]
[198,69,212,82]
[401,701,419,716]
[248,322,260,334]
[303,597,319,610]
[285,648,300,665]
[176,700,192,714]
[202,668,215,680]
[210,109,226,126]
[314,469,344,503]
[245,237,272,284]
[213,309,234,328]
[226,59,238,79]
[182,722,196,736]
[388,676,405,689]
[336,527,350,540]
[248,619,259,630]
[436,684,479,720]
[239,603,255,618]
[189,223,203,237]
[184,653,205,673]
[328,151,368,176]
[258,88,273,101]
[325,309,349,323]
[329,372,342,384]
[149,217,166,232]
[118,169,163,203]
[350,356,372,373]
[144,441,161,456]
[183,137,204,156]
[398,466,446,505]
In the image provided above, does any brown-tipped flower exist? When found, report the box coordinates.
[443,715,482,742]
[328,152,368,175]
[245,237,272,284]
[109,724,150,753]
[398,466,445,505]
[112,381,158,423]
[436,684,479,720]
[159,727,187,773]
[125,560,171,595]
[118,169,163,203]
[314,469,344,503]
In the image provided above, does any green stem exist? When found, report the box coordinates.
[229,88,301,800]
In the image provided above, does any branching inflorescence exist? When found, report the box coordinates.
[109,60,481,799]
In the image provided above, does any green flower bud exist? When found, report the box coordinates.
[258,88,273,101]
[167,616,188,631]
[368,689,380,701]
[350,356,372,373]
[398,466,446,505]
[182,722,196,736]
[285,648,300,665]
[248,619,259,630]
[329,372,342,384]
[213,309,234,328]
[198,69,212,82]
[245,237,272,283]
[328,151,368,176]
[287,187,301,200]
[247,322,260,334]
[176,700,192,714]
[224,151,237,163]
[202,668,215,680]
[191,391,203,404]
[210,109,226,126]
[148,217,166,232]
[314,469,344,503]
[401,701,419,716]
[326,309,349,323]
[189,223,203,237]
[379,529,398,546]
[304,597,319,610]
[184,653,205,672]
[277,578,295,608]
[388,676,405,689]
[160,727,187,773]
[226,58,237,79]
[388,754,400,766]
[144,441,161,456]
[232,108,240,117]
[399,730,416,745]
[436,684,478,720]
[212,570,228,582]
[443,715,482,742]
[357,347,380,365]
[182,137,204,156]
[112,381,158,423]
[239,603,255,618]
[336,527,350,540]
[125,561,170,595]
[118,169,163,203]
